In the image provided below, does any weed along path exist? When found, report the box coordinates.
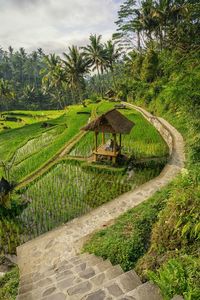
[16,105,185,299]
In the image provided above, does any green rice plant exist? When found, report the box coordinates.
[0,218,21,254]
[69,131,94,157]
[0,101,168,254]
[121,110,168,159]
[14,125,65,164]
[0,113,67,163]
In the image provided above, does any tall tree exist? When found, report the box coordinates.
[104,40,121,88]
[114,0,145,51]
[42,54,67,108]
[63,46,90,103]
[0,79,15,111]
[82,34,106,97]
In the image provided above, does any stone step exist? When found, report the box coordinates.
[19,253,103,289]
[17,254,163,300]
[19,253,102,280]
[82,270,142,300]
[17,257,117,299]
[69,253,104,267]
[122,281,163,300]
[63,265,124,299]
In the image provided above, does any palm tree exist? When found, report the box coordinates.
[139,0,157,42]
[63,46,90,104]
[104,40,121,89]
[132,8,146,51]
[37,48,44,57]
[8,46,14,57]
[82,34,107,97]
[0,79,15,111]
[41,54,66,108]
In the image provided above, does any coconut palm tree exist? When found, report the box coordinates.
[63,46,90,104]
[82,34,107,97]
[41,54,66,108]
[104,40,121,88]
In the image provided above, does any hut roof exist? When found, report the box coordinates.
[0,177,12,195]
[82,109,134,134]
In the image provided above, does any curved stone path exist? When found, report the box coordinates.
[16,104,185,299]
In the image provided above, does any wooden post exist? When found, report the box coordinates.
[113,133,116,156]
[102,131,105,145]
[94,132,98,161]
[95,132,98,152]
[112,156,116,164]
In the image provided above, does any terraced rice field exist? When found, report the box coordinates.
[0,105,92,181]
[0,101,169,254]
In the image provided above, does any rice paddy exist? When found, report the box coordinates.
[0,110,63,132]
[69,108,168,159]
[0,105,92,181]
[0,159,164,253]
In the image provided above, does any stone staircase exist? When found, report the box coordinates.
[17,253,162,300]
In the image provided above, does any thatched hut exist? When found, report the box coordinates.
[82,109,134,163]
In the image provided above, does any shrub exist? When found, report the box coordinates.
[148,256,200,300]
[135,169,200,280]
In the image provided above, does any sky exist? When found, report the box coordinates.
[0,0,123,54]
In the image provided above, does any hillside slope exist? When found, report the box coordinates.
[83,50,200,299]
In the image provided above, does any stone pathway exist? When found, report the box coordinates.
[16,105,185,299]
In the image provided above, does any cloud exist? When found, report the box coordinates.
[0,0,122,54]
